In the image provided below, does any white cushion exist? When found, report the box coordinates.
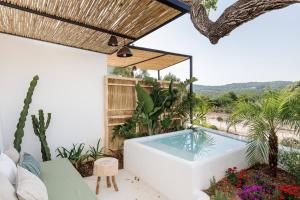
[0,173,18,200]
[0,153,17,184]
[4,146,20,164]
[16,166,48,200]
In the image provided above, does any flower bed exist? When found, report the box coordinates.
[205,164,299,200]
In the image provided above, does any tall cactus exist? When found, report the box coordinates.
[32,110,52,161]
[14,75,39,152]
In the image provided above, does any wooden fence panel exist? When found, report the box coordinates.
[104,75,174,151]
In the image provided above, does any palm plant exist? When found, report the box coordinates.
[193,95,210,126]
[229,90,300,177]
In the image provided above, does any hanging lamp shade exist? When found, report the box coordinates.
[117,46,133,57]
[108,35,118,46]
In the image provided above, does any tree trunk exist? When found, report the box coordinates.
[268,130,278,177]
[185,0,300,44]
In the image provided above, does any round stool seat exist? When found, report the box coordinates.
[94,157,118,176]
[93,157,119,195]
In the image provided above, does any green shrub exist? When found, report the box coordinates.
[213,190,228,200]
[279,149,300,183]
[208,176,217,195]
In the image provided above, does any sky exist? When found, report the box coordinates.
[134,1,300,86]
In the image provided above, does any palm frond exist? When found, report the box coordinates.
[280,89,300,134]
[246,119,269,165]
[230,101,261,126]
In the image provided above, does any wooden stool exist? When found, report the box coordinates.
[93,157,119,195]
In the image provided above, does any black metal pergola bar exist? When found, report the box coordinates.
[157,0,190,12]
[128,0,190,44]
[189,56,193,124]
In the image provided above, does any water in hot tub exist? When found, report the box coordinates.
[142,129,245,161]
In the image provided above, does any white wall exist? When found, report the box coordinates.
[0,33,107,160]
[0,112,3,152]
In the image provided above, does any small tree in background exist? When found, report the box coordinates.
[163,72,181,82]
[135,69,150,79]
[216,116,223,128]
[229,90,300,177]
[111,67,132,78]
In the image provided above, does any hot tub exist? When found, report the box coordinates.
[124,127,248,200]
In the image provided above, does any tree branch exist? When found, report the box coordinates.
[186,0,300,44]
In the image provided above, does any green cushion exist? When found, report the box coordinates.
[40,159,97,200]
[20,152,41,177]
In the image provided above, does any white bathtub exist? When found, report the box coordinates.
[124,127,248,200]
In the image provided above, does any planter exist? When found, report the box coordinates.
[77,161,94,177]
[109,149,124,169]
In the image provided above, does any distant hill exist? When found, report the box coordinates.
[193,81,293,96]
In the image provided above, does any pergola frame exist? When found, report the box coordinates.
[0,0,193,122]
[108,45,193,123]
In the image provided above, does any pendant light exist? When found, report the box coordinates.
[117,39,133,57]
[108,35,118,47]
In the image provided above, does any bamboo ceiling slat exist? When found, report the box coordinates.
[108,48,163,68]
[108,47,190,70]
[3,0,180,38]
[0,5,124,53]
[0,0,185,53]
[136,54,189,70]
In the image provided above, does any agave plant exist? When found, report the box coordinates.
[56,143,89,168]
[229,90,300,177]
[88,139,104,161]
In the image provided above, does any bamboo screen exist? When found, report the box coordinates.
[0,0,183,54]
[104,75,177,150]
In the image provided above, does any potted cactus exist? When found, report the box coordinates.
[31,109,52,161]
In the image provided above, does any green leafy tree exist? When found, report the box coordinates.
[202,0,218,14]
[111,67,132,77]
[135,69,150,79]
[229,90,300,177]
[163,72,181,82]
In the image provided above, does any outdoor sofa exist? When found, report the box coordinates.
[41,158,97,200]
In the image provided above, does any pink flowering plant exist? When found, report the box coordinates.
[225,167,238,185]
[238,185,265,200]
[225,167,248,188]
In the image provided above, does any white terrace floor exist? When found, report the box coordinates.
[84,170,169,200]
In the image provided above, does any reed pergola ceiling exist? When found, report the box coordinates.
[108,46,190,70]
[0,0,189,54]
